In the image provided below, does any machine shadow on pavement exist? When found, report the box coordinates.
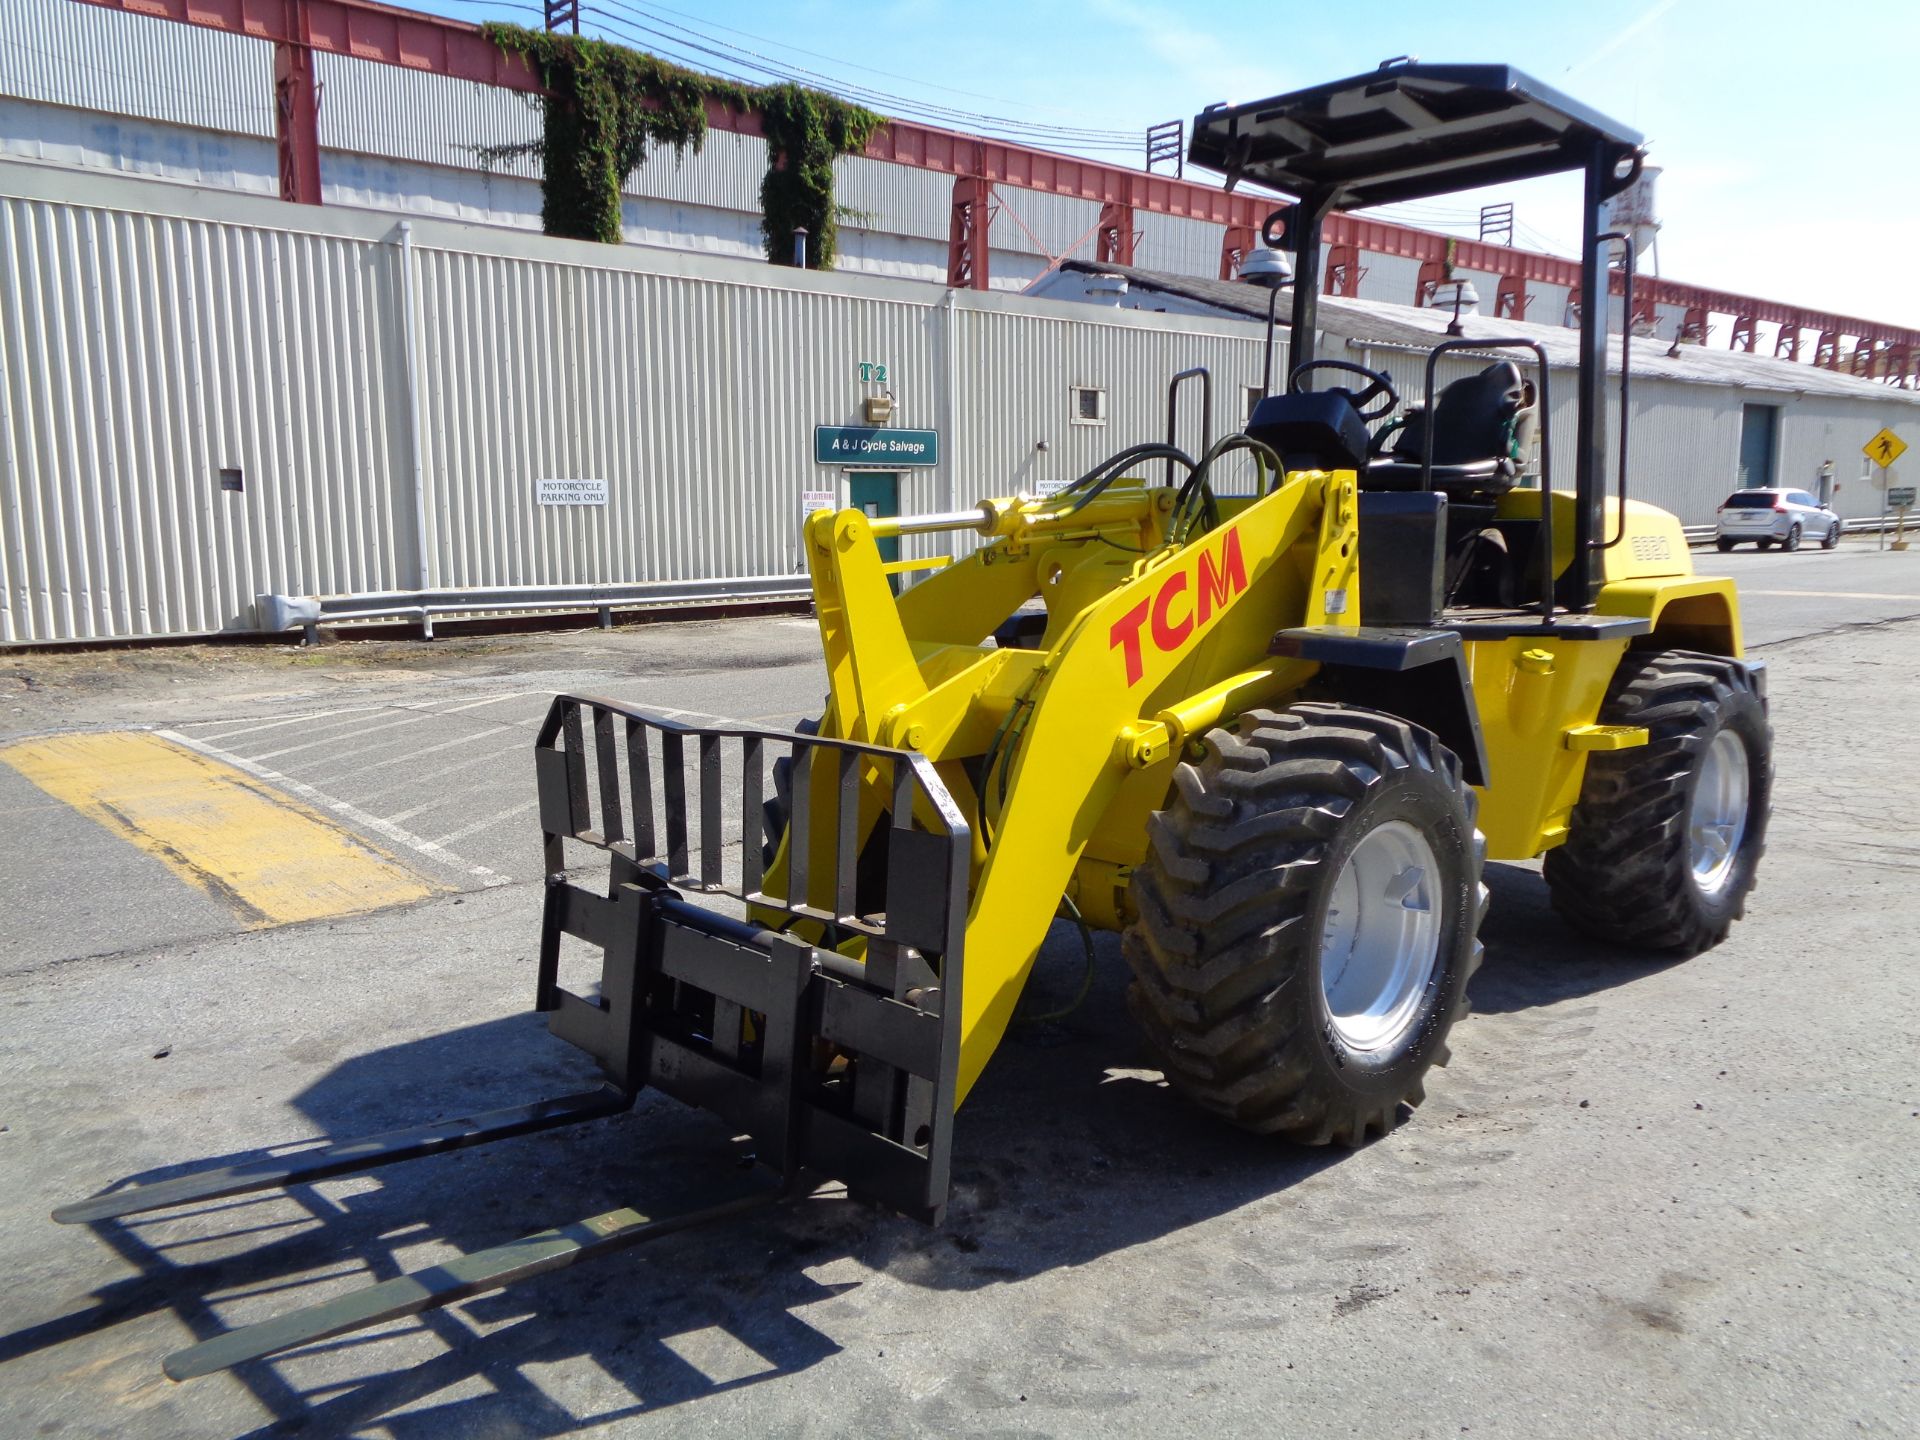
[1469,862,1689,1014]
[5,873,1679,1439]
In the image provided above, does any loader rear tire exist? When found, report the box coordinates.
[1543,650,1771,955]
[1124,704,1487,1146]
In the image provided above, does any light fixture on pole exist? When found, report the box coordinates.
[1239,247,1296,398]
[1444,279,1480,336]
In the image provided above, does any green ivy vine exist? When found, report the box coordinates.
[755,83,883,268]
[482,26,880,267]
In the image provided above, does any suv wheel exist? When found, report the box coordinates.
[1782,523,1802,553]
[1822,521,1841,549]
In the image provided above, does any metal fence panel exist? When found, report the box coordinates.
[1,186,412,642]
[408,243,949,588]
[7,160,1920,644]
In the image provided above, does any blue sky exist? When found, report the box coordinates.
[439,0,1920,328]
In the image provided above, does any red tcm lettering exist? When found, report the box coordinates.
[1108,528,1248,686]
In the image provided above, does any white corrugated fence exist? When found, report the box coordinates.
[1,158,1273,644]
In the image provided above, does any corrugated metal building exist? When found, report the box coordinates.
[11,157,1918,648]
[0,0,1225,294]
[4,0,1904,352]
[1,160,1273,644]
[6,5,1920,647]
[1031,260,1920,527]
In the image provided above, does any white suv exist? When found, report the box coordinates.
[1715,489,1843,552]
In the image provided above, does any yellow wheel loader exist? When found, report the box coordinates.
[59,62,1770,1379]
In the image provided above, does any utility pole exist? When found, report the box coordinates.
[1478,202,1513,246]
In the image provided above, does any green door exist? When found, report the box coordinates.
[848,472,900,568]
[1738,404,1778,488]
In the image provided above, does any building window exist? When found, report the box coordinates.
[1244,386,1266,426]
[1070,386,1107,425]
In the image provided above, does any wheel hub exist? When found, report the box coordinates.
[1688,728,1750,895]
[1319,820,1443,1051]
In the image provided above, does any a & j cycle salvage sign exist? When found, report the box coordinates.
[814,426,940,467]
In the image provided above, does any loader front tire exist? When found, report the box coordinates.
[1543,650,1771,954]
[1124,704,1486,1146]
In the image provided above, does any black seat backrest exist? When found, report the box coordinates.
[1368,360,1534,504]
[1415,361,1528,466]
[1246,391,1373,474]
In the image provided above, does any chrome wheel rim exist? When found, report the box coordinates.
[1319,820,1443,1051]
[1688,729,1750,895]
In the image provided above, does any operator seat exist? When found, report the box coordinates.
[1365,361,1535,502]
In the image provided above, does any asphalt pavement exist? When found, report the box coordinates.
[1696,533,1920,644]
[0,546,1916,1439]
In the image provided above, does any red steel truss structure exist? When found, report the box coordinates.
[68,0,1920,381]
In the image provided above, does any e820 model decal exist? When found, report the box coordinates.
[1108,528,1248,686]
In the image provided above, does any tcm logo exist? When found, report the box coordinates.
[1109,528,1247,686]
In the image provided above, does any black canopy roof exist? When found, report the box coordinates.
[1188,62,1644,209]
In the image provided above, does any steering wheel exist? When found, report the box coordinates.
[1287,360,1400,422]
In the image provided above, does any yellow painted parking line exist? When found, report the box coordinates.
[1738,589,1920,601]
[0,731,443,927]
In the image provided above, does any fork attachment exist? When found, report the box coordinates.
[533,695,971,1224]
[53,697,971,1381]
[52,1087,632,1226]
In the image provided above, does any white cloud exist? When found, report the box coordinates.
[1566,0,1687,76]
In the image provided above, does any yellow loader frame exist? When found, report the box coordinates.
[45,61,1772,1380]
[768,472,1741,1105]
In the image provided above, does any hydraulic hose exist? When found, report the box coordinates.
[1039,441,1199,521]
[1168,433,1286,545]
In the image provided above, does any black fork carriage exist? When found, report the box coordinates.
[54,695,970,1380]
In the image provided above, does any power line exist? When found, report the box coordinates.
[618,0,1118,126]
[1356,201,1582,261]
[433,0,547,17]
[586,2,1143,148]
[1360,204,1486,226]
[615,2,1137,138]
[429,0,1160,159]
[426,0,1162,157]
[1513,220,1578,258]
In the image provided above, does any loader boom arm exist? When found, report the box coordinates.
[798,472,1361,1102]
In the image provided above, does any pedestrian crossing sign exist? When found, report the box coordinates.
[1865,427,1907,468]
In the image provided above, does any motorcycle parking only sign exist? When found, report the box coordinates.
[536,478,609,506]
